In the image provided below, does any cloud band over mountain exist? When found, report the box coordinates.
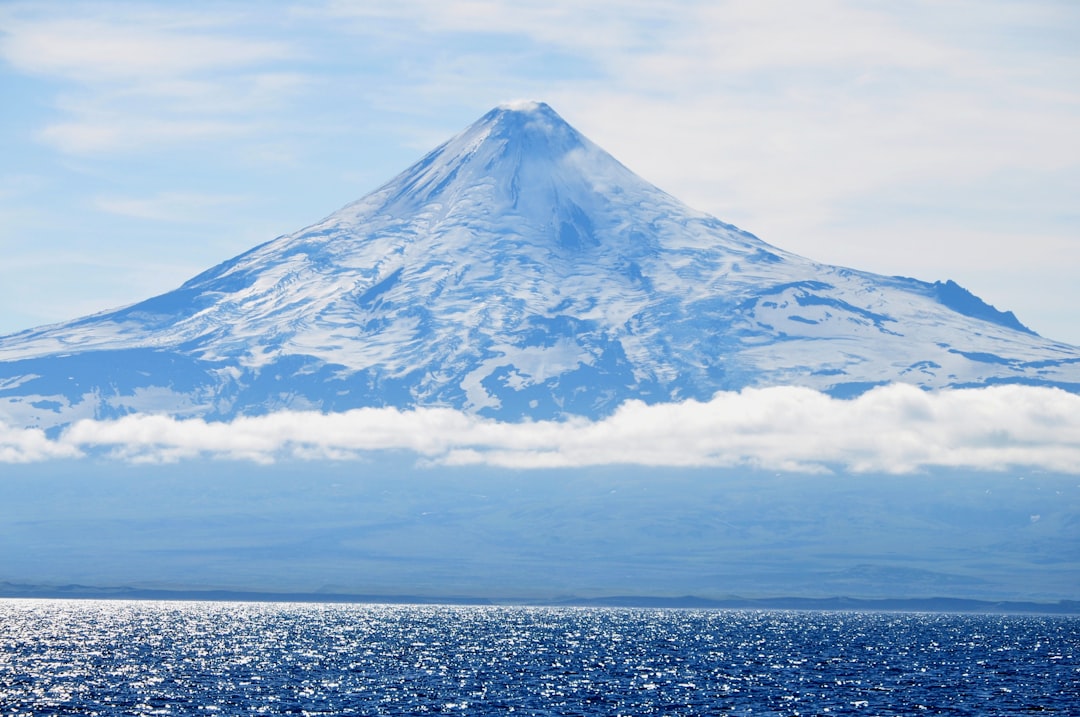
[4,384,1078,474]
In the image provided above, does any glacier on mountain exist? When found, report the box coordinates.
[1,102,1078,429]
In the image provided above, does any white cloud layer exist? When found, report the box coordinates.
[4,385,1079,473]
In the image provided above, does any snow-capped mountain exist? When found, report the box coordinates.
[2,101,1078,428]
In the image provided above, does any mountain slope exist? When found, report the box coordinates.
[1,101,1078,428]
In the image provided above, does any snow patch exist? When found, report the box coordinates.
[498,99,544,112]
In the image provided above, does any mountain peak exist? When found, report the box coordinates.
[466,100,585,155]
[368,100,636,221]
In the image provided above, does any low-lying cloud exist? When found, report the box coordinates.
[3,384,1079,473]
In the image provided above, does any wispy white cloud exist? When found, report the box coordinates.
[93,191,250,223]
[557,2,1080,224]
[0,3,302,153]
[5,385,1078,473]
[0,15,288,82]
[38,117,258,155]
[317,0,671,54]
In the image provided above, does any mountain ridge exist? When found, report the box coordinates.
[1,101,1078,428]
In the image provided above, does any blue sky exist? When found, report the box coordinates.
[0,0,1077,345]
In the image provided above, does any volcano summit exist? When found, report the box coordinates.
[1,102,1078,428]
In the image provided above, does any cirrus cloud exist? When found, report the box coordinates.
[0,4,301,154]
[4,384,1079,473]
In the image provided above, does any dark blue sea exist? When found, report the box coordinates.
[1,600,1076,715]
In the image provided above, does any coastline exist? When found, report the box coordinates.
[3,581,1077,615]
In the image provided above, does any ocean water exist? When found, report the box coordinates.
[0,600,1076,715]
